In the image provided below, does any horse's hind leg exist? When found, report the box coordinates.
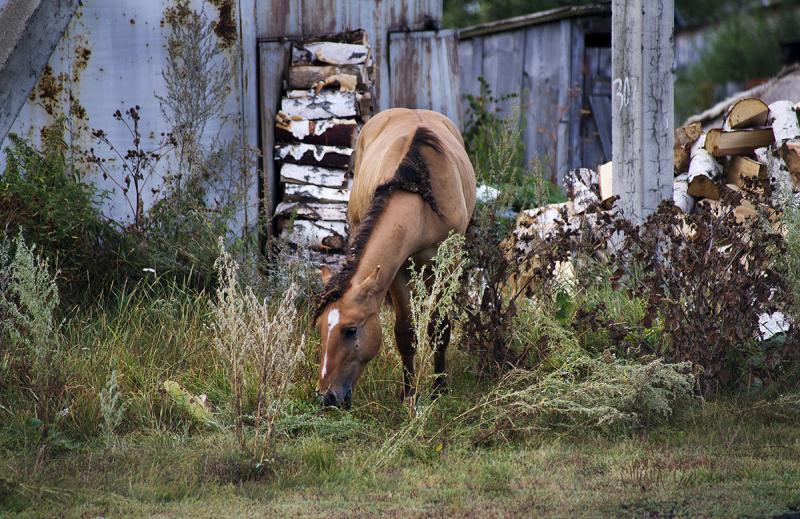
[430,314,450,395]
[389,271,415,400]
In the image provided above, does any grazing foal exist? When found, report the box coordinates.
[314,108,476,408]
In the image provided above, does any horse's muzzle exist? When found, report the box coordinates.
[319,389,352,409]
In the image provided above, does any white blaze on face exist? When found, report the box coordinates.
[322,308,340,379]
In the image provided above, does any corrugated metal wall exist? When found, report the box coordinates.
[457,14,611,185]
[0,0,253,229]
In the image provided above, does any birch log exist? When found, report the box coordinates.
[288,64,369,90]
[284,183,350,203]
[274,201,348,221]
[302,42,369,65]
[673,173,695,213]
[687,134,722,200]
[281,91,357,119]
[281,219,347,251]
[279,163,348,188]
[275,143,353,168]
[768,100,800,185]
[275,116,357,146]
[564,168,600,213]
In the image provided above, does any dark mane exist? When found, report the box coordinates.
[314,127,444,318]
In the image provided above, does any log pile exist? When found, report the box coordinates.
[672,97,800,222]
[273,30,375,266]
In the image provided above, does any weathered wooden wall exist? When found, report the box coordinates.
[388,29,461,127]
[457,8,611,186]
[255,0,443,112]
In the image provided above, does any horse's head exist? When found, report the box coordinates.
[315,264,383,408]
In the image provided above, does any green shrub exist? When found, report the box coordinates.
[0,122,121,300]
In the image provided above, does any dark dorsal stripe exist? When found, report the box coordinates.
[314,127,444,318]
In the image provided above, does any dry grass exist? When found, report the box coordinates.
[212,239,305,464]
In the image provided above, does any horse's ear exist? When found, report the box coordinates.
[319,264,332,285]
[357,265,381,296]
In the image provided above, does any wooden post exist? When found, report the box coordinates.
[611,0,674,221]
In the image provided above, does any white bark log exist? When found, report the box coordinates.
[284,183,350,203]
[673,173,696,213]
[283,219,348,251]
[687,135,722,199]
[565,168,600,213]
[275,143,353,168]
[303,42,369,65]
[768,100,800,145]
[275,116,357,144]
[274,201,348,221]
[279,163,348,188]
[281,90,357,119]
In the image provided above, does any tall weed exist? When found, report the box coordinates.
[0,235,66,465]
[212,239,305,465]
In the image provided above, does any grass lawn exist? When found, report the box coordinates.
[3,397,800,518]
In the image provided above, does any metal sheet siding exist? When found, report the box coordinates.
[1,0,247,229]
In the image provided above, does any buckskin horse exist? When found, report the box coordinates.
[314,108,476,408]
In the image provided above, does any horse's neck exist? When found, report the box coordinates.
[348,193,429,303]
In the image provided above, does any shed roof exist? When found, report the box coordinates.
[457,3,611,40]
[685,64,800,128]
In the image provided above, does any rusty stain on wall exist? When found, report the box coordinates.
[209,0,237,47]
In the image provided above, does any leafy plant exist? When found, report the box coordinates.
[407,232,468,411]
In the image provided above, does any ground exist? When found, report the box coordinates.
[3,396,799,518]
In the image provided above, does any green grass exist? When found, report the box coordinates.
[2,400,799,517]
[2,281,800,518]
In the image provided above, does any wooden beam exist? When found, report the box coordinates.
[258,41,292,240]
[611,0,674,221]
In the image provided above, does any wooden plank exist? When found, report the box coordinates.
[275,143,353,168]
[279,163,348,188]
[283,182,350,203]
[388,30,462,127]
[258,41,292,233]
[275,116,357,146]
[611,0,674,220]
[521,23,563,182]
[457,37,481,111]
[589,94,612,160]
[480,29,525,121]
[567,19,585,171]
[274,201,348,221]
[288,64,369,89]
[280,90,357,119]
[239,0,260,239]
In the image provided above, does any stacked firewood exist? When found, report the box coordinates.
[273,30,374,266]
[673,97,800,220]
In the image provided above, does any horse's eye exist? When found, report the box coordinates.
[342,326,358,339]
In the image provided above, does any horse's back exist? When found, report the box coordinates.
[349,108,476,232]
